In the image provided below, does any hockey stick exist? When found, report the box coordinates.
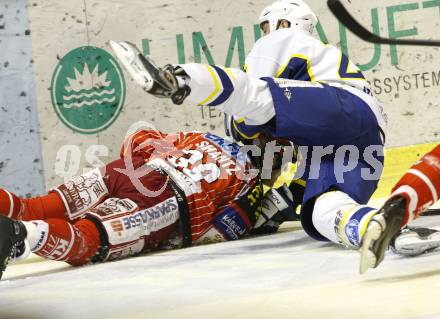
[423,209,440,216]
[327,0,440,47]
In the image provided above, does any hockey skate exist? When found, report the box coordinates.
[109,40,190,105]
[359,196,406,274]
[0,214,28,280]
[392,226,440,257]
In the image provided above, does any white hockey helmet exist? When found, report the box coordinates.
[258,0,318,35]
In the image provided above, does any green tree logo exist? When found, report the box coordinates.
[51,46,126,134]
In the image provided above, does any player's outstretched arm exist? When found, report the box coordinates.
[110,41,275,126]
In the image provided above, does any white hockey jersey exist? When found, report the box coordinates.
[246,28,368,92]
[245,29,387,134]
[181,28,386,133]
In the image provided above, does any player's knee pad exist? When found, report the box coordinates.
[0,188,23,219]
[86,196,180,261]
[51,168,109,221]
[312,191,376,248]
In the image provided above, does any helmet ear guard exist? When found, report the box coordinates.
[258,0,318,35]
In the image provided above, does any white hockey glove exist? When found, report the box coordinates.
[109,41,190,105]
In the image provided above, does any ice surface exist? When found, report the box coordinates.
[1,216,440,319]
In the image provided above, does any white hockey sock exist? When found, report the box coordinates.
[178,63,275,125]
[8,221,41,262]
[22,220,49,252]
[312,191,377,248]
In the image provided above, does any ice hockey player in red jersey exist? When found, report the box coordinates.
[0,130,295,279]
[360,144,440,273]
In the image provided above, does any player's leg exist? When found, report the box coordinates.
[0,189,66,221]
[0,188,180,279]
[390,144,440,223]
[311,192,377,248]
[0,213,101,279]
[300,156,382,249]
[0,154,144,222]
[360,144,440,273]
[24,218,101,265]
[0,163,110,222]
[48,156,185,263]
[261,80,386,248]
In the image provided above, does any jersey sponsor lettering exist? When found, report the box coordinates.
[98,197,179,246]
[54,168,109,220]
[30,220,49,252]
[122,197,179,231]
[212,206,248,241]
[90,198,137,219]
[39,234,70,260]
[203,133,249,165]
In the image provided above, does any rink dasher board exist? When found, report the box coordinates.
[22,0,440,191]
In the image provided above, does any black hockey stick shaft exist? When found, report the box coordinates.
[423,209,440,216]
[327,0,440,47]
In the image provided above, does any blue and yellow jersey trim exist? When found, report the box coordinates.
[273,50,366,84]
[292,178,306,188]
[337,53,366,81]
[275,54,316,81]
[233,118,261,140]
[198,65,236,107]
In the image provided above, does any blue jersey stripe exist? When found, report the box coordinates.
[208,66,234,106]
[278,56,312,81]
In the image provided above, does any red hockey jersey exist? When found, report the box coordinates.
[121,130,261,243]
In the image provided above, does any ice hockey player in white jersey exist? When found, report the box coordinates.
[110,0,388,260]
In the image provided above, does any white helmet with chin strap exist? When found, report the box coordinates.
[258,0,318,35]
